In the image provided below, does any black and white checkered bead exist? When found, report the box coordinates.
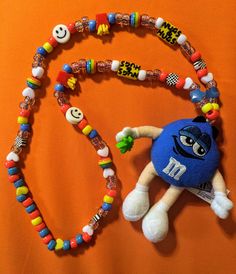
[14,136,27,148]
[166,73,179,86]
[193,59,206,71]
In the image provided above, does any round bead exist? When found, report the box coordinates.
[78,119,88,130]
[108,13,116,24]
[29,209,40,219]
[155,17,164,28]
[138,70,147,81]
[67,22,76,34]
[48,240,56,251]
[75,234,83,244]
[103,195,114,204]
[5,160,16,168]
[19,109,30,117]
[212,103,220,110]
[183,77,193,90]
[22,197,33,207]
[26,77,41,89]
[54,84,65,92]
[206,110,220,120]
[89,20,96,32]
[8,167,19,175]
[201,103,213,114]
[52,24,71,44]
[107,189,117,197]
[55,238,64,251]
[42,234,52,244]
[31,216,42,226]
[82,125,93,135]
[63,240,71,250]
[48,36,58,47]
[70,238,78,248]
[175,78,185,89]
[20,123,30,131]
[177,34,187,45]
[82,232,92,243]
[35,222,46,232]
[190,51,201,63]
[197,68,208,78]
[25,203,36,213]
[159,72,168,82]
[43,42,53,53]
[8,174,20,183]
[16,194,27,202]
[37,47,47,56]
[32,67,44,79]
[22,87,35,99]
[89,129,98,139]
[102,202,112,211]
[66,107,84,124]
[63,64,72,73]
[111,60,120,72]
[39,228,50,238]
[14,179,24,188]
[17,116,28,124]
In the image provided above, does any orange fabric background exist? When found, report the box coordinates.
[0,0,236,273]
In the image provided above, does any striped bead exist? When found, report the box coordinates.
[26,77,41,89]
[193,59,206,70]
[130,12,140,28]
[98,157,112,169]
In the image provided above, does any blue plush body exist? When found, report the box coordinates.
[151,119,220,188]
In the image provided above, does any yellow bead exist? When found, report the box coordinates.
[201,103,213,114]
[43,42,53,53]
[31,216,42,226]
[55,238,64,250]
[82,125,93,135]
[157,21,182,45]
[103,195,114,204]
[212,103,220,110]
[17,116,28,124]
[117,61,140,80]
[16,186,29,196]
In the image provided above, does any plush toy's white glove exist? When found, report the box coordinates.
[116,127,139,142]
[211,191,233,219]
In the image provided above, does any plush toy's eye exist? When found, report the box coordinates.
[192,142,206,156]
[180,135,195,146]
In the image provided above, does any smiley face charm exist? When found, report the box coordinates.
[66,107,84,124]
[52,24,70,44]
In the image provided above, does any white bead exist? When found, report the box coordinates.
[177,34,187,45]
[111,60,120,71]
[138,70,147,81]
[65,107,83,124]
[52,24,70,44]
[97,146,109,157]
[201,72,213,84]
[22,87,35,99]
[32,67,44,79]
[6,151,19,162]
[183,77,193,90]
[82,225,94,236]
[103,168,115,178]
[155,17,164,28]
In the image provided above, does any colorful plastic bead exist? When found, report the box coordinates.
[43,42,53,53]
[201,103,213,114]
[103,168,115,178]
[155,17,164,28]
[82,225,94,236]
[14,179,24,188]
[107,189,117,197]
[117,61,141,80]
[66,107,84,124]
[130,12,140,28]
[20,124,30,132]
[37,47,47,56]
[157,21,182,45]
[22,87,35,99]
[32,67,44,79]
[103,195,114,204]
[206,87,219,98]
[63,64,73,74]
[16,194,27,202]
[212,103,219,110]
[98,157,112,169]
[35,222,46,232]
[54,83,65,92]
[89,20,96,32]
[6,152,19,162]
[67,22,77,34]
[70,238,78,248]
[16,186,29,196]
[17,116,28,124]
[25,203,36,213]
[48,239,56,251]
[201,72,213,84]
[108,13,116,24]
[206,110,220,120]
[5,160,16,168]
[82,232,92,242]
[183,77,193,90]
[8,167,19,175]
[89,129,98,139]
[22,197,33,207]
[177,34,187,45]
[8,174,20,183]
[55,238,64,250]
[190,89,205,103]
[96,13,110,35]
[31,216,42,226]
[102,202,112,211]
[42,234,52,244]
[52,24,71,44]
[159,72,168,82]
[175,78,185,89]
[27,77,41,89]
[76,234,83,244]
[138,70,147,81]
[111,60,120,72]
[82,125,93,135]
[190,51,201,63]
[63,240,71,250]
[48,36,58,47]
[197,68,208,78]
[39,228,50,238]
[29,209,40,219]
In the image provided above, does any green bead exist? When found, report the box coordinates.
[116,136,134,154]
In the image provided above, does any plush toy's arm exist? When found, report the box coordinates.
[211,169,233,219]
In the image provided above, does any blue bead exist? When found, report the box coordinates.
[102,202,112,211]
[20,123,30,131]
[8,167,19,175]
[27,82,37,90]
[190,89,205,103]
[54,84,65,92]
[63,240,70,250]
[89,130,98,139]
[206,87,219,99]
[39,228,50,238]
[48,239,56,251]
[26,203,36,213]
[63,64,72,73]
[16,194,27,203]
[89,20,96,32]
[130,13,135,27]
[37,47,47,56]
[108,13,116,24]
[86,60,91,73]
[100,163,112,169]
[14,179,24,188]
[76,234,83,244]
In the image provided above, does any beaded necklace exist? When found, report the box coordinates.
[5,12,220,252]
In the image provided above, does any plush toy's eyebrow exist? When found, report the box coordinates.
[197,133,212,151]
[179,126,202,139]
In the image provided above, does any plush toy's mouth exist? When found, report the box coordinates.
[172,135,203,160]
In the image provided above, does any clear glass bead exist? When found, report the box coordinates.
[140,14,149,27]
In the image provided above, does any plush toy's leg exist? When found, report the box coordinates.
[142,185,184,243]
[122,162,157,221]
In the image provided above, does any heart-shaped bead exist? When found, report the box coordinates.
[82,225,93,236]
[103,168,115,178]
[6,152,19,162]
[22,87,35,99]
[97,146,109,157]
[32,67,44,79]
[201,72,213,84]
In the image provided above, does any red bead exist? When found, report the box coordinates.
[29,209,40,219]
[175,78,185,89]
[42,234,53,244]
[197,68,208,78]
[96,13,110,30]
[8,174,20,183]
[56,71,72,86]
[190,51,201,62]
[19,109,30,117]
[23,198,33,207]
[206,110,220,120]
[5,160,16,168]
[106,189,117,197]
[35,222,46,232]
[48,36,58,47]
[82,232,92,242]
[60,104,71,114]
[67,22,77,34]
[70,238,78,248]
[78,119,88,130]
[159,72,168,82]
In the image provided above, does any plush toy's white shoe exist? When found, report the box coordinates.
[142,202,169,243]
[122,183,150,221]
